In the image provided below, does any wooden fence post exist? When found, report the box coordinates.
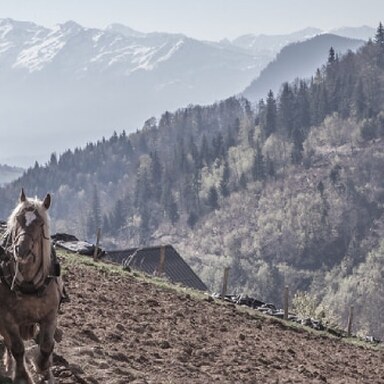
[221,266,230,298]
[284,286,289,320]
[158,245,166,276]
[347,305,354,337]
[93,228,101,260]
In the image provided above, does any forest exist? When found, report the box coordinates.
[2,24,384,338]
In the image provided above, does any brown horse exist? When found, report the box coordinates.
[0,189,62,384]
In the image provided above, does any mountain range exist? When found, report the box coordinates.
[0,19,374,167]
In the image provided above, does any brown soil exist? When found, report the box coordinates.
[1,254,384,384]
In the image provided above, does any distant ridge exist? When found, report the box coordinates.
[0,18,374,166]
[0,164,24,186]
[242,33,364,101]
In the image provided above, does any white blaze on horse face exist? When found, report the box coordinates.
[25,211,37,227]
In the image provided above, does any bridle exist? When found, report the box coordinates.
[10,211,49,262]
[1,208,53,294]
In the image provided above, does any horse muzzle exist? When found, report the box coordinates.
[14,244,34,264]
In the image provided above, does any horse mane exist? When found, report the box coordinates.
[7,196,52,277]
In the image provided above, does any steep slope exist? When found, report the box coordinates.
[242,34,364,101]
[1,252,383,384]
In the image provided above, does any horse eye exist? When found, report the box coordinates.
[16,216,25,225]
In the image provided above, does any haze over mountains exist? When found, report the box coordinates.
[242,34,364,102]
[0,18,374,167]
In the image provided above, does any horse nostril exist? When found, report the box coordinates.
[15,243,29,258]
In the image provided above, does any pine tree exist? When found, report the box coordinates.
[207,186,219,210]
[111,198,127,231]
[86,185,102,239]
[327,47,336,65]
[252,141,265,181]
[375,22,384,68]
[375,22,384,46]
[278,83,295,137]
[150,151,162,202]
[354,78,367,118]
[200,134,210,165]
[263,90,277,138]
[161,181,179,224]
[219,159,231,197]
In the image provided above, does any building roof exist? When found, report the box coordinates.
[106,245,208,292]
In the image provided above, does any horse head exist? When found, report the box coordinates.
[7,188,52,282]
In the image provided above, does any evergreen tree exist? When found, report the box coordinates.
[278,83,295,137]
[296,80,311,131]
[375,22,384,47]
[111,198,127,231]
[150,151,163,201]
[86,184,102,239]
[263,90,277,138]
[134,167,152,211]
[207,185,219,210]
[219,159,231,197]
[375,22,384,68]
[252,141,266,181]
[166,194,179,224]
[49,153,58,167]
[239,173,247,189]
[212,133,225,160]
[187,212,198,228]
[354,78,367,118]
[161,181,179,224]
[327,46,336,65]
[139,204,150,244]
[265,155,275,178]
[200,134,210,165]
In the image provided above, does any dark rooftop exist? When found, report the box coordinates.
[106,245,208,292]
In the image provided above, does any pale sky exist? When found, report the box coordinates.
[0,0,382,41]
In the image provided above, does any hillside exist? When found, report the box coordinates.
[242,34,364,101]
[1,251,383,384]
[2,26,384,340]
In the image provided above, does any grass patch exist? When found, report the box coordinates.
[57,249,384,351]
[57,248,207,300]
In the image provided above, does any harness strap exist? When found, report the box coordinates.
[0,245,60,296]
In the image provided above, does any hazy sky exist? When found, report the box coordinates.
[0,0,382,41]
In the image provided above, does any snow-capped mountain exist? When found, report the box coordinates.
[0,18,265,80]
[0,18,270,167]
[0,18,375,167]
[231,27,323,56]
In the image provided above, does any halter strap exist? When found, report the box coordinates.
[0,221,56,295]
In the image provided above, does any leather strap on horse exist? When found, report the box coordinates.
[0,260,56,296]
[0,245,60,296]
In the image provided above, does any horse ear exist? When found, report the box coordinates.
[20,188,26,202]
[43,194,51,210]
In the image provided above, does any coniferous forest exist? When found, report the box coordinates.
[2,25,384,337]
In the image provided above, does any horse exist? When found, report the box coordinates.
[0,189,63,384]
